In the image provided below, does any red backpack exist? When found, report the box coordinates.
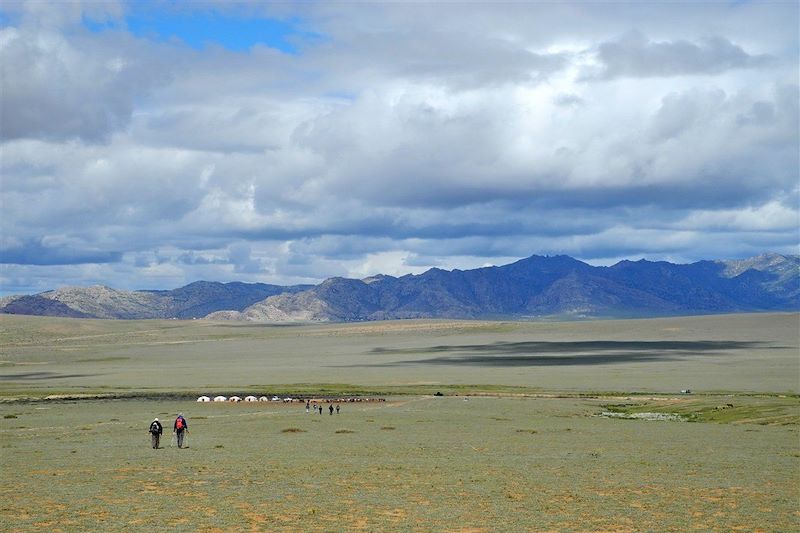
[176,417,184,430]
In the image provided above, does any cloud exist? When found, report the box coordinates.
[586,31,773,80]
[1,238,122,266]
[0,20,171,142]
[228,242,263,274]
[0,1,797,294]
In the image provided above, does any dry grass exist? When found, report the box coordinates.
[0,313,797,530]
[1,313,797,395]
[1,396,797,531]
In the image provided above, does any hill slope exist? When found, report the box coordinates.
[1,253,797,321]
[238,253,799,322]
[0,282,311,319]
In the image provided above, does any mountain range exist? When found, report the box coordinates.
[1,253,797,321]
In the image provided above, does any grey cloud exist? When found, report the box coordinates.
[589,31,773,79]
[327,34,567,90]
[228,243,263,274]
[222,202,604,247]
[395,237,557,265]
[273,252,350,281]
[554,93,584,107]
[641,86,798,197]
[0,23,170,142]
[736,101,775,127]
[648,89,724,141]
[176,252,227,266]
[137,108,278,154]
[390,207,600,241]
[296,3,573,91]
[285,236,397,261]
[1,239,122,265]
[1,138,213,240]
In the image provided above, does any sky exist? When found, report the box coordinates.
[0,0,798,295]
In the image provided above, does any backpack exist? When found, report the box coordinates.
[176,417,184,430]
[150,422,159,434]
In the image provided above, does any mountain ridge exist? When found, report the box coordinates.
[0,281,312,320]
[1,253,797,321]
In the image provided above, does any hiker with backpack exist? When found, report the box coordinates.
[149,418,163,449]
[174,413,189,448]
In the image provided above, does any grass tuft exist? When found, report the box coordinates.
[282,428,306,433]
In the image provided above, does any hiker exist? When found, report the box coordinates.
[336,404,340,414]
[174,413,189,448]
[329,404,334,415]
[149,418,163,449]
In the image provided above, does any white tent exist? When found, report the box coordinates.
[196,396,211,402]
[213,395,227,402]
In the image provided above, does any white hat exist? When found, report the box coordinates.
[154,418,159,422]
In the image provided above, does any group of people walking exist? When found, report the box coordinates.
[148,413,188,449]
[149,402,345,449]
[306,401,340,415]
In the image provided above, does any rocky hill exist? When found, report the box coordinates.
[0,281,311,319]
[237,253,800,322]
[1,253,797,321]
[0,294,94,318]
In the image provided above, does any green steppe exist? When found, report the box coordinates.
[1,312,798,531]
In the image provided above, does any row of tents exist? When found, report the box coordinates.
[196,395,296,403]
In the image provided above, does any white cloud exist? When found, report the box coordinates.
[347,251,427,280]
[676,201,799,233]
[0,1,797,294]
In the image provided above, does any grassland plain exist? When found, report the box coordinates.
[1,396,798,531]
[0,313,798,531]
[0,312,798,395]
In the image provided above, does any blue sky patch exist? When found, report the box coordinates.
[0,9,20,28]
[83,7,317,54]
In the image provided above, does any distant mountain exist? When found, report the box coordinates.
[0,294,94,318]
[145,281,312,319]
[0,281,311,319]
[721,253,800,301]
[1,253,797,321]
[236,253,800,322]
